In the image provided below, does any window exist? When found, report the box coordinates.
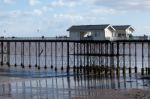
[118,34,121,37]
[95,32,97,36]
[118,33,126,37]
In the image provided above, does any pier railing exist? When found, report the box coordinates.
[0,39,150,76]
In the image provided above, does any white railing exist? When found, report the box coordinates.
[107,36,149,41]
[0,37,70,40]
[0,36,149,41]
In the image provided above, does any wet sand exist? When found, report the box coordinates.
[72,89,150,99]
[0,75,150,99]
[0,76,23,85]
[0,75,42,85]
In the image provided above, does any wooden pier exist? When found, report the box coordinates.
[0,38,150,76]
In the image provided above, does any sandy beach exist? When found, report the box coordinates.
[72,89,150,99]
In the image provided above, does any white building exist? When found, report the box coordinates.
[112,25,135,40]
[67,24,135,40]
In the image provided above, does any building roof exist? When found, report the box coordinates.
[67,24,112,31]
[113,25,134,30]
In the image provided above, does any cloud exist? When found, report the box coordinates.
[92,0,150,11]
[38,0,150,13]
[46,0,78,8]
[3,0,15,4]
[91,7,117,15]
[144,26,150,31]
[52,12,107,26]
[0,9,43,20]
[0,16,50,37]
[29,0,40,6]
[0,0,150,37]
[54,14,83,21]
[33,9,43,16]
[9,10,22,17]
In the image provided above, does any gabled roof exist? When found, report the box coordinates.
[67,24,113,31]
[113,25,135,31]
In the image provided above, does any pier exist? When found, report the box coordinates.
[0,38,150,76]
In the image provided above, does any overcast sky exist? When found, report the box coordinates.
[0,0,150,37]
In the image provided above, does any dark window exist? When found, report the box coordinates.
[118,34,121,37]
[118,33,126,37]
[95,33,97,36]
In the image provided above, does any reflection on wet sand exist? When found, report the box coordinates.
[0,71,149,99]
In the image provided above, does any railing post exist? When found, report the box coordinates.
[123,42,126,75]
[51,42,53,69]
[105,42,108,76]
[135,42,137,73]
[117,41,120,75]
[35,42,38,67]
[55,42,57,71]
[129,42,131,75]
[67,42,70,73]
[141,42,144,75]
[1,41,3,66]
[38,42,40,70]
[73,42,76,72]
[148,42,150,74]
[14,42,17,67]
[7,41,10,67]
[83,42,86,72]
[21,42,24,68]
[29,42,31,68]
[110,41,114,76]
[80,42,82,73]
[44,41,47,69]
[98,43,101,74]
[77,42,79,73]
[61,42,63,71]
[23,42,24,68]
[86,42,89,74]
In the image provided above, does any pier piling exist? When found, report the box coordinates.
[0,39,149,76]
